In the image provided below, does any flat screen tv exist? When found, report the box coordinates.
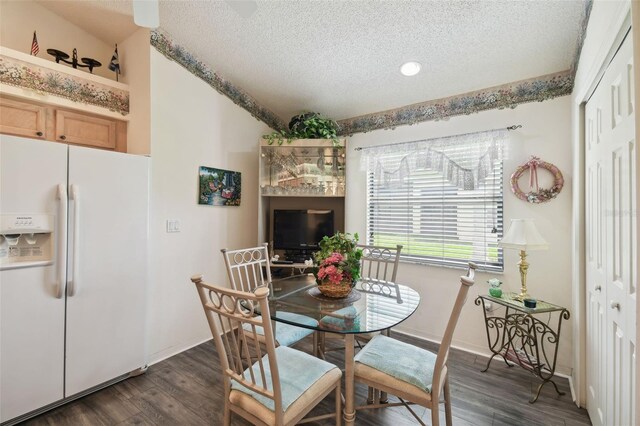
[273,209,334,251]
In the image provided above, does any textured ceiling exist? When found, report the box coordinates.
[37,0,586,123]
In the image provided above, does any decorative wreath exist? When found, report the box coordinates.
[510,156,564,203]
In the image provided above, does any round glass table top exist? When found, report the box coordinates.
[267,274,420,334]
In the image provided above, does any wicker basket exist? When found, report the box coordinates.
[317,281,353,298]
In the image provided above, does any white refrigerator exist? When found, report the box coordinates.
[0,135,149,423]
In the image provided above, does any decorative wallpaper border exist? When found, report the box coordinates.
[0,54,129,115]
[336,71,573,136]
[150,29,286,131]
[570,0,593,78]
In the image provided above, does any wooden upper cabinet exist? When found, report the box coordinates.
[0,96,127,152]
[0,97,48,140]
[56,109,116,150]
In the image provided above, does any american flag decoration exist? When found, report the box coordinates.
[30,31,39,56]
[108,44,120,81]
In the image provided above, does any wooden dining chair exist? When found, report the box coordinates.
[353,262,477,426]
[190,275,342,426]
[221,243,318,349]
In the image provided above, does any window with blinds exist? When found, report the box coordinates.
[366,151,504,272]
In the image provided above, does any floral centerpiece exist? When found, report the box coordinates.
[313,232,363,298]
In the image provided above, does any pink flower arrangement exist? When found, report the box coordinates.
[316,252,351,285]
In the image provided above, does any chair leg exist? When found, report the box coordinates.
[223,403,230,426]
[431,398,440,426]
[367,386,374,404]
[313,332,319,358]
[335,381,342,426]
[444,376,452,426]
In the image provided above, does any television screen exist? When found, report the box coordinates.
[273,209,334,251]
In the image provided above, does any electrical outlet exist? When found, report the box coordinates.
[166,219,180,233]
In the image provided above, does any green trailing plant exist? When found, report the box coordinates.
[264,112,341,146]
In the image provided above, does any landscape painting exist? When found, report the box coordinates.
[198,166,241,206]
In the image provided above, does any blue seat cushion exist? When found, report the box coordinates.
[354,334,436,393]
[231,345,337,411]
[319,306,360,332]
[242,312,318,347]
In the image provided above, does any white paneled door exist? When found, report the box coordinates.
[585,31,636,426]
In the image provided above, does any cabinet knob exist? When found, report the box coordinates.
[595,285,602,292]
[36,131,43,137]
[610,301,621,310]
[59,135,66,140]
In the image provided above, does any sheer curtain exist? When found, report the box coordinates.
[360,129,508,190]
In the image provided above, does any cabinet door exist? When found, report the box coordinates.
[55,109,118,150]
[0,96,48,140]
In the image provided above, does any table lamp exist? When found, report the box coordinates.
[499,219,548,301]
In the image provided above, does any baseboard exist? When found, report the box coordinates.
[148,336,213,366]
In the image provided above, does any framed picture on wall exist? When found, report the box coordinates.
[198,166,241,206]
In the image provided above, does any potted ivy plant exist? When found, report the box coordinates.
[264,112,341,146]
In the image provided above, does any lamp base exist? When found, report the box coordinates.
[516,250,530,302]
[513,291,530,302]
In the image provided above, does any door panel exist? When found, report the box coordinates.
[586,32,636,426]
[0,136,67,422]
[64,146,148,396]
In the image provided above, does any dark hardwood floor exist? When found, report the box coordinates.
[23,333,591,425]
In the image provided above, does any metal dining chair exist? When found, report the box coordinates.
[320,244,403,354]
[221,243,318,350]
[353,262,477,426]
[189,275,342,426]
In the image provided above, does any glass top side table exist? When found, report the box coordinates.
[475,293,570,403]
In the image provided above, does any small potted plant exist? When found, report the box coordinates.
[263,112,341,146]
[313,232,363,298]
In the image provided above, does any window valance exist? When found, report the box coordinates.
[359,129,509,190]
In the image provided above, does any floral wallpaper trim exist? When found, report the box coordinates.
[150,29,285,131]
[0,55,129,115]
[570,0,593,79]
[336,70,573,136]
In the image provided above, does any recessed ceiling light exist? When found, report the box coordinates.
[400,61,421,77]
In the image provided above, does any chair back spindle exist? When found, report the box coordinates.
[358,244,403,282]
[222,243,272,293]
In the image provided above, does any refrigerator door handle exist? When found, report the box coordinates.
[68,184,80,297]
[55,184,68,299]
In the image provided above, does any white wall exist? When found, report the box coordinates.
[346,96,574,374]
[0,1,115,80]
[147,48,270,363]
[119,28,151,155]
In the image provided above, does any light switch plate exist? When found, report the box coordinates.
[166,219,180,233]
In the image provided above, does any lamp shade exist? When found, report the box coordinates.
[499,219,548,250]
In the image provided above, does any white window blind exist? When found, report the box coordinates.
[362,130,506,272]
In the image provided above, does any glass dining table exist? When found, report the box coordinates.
[267,273,421,426]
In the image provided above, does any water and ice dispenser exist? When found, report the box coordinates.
[0,214,54,269]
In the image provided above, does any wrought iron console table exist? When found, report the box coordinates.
[475,294,570,403]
